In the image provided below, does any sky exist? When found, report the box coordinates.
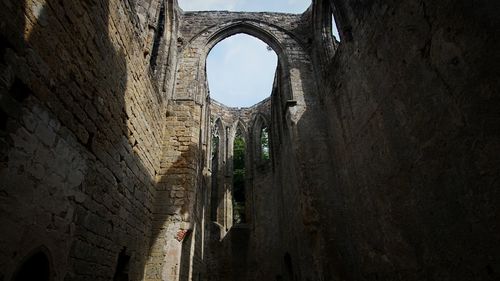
[206,34,278,107]
[178,0,335,107]
[178,0,312,13]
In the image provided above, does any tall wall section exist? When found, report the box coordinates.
[310,0,500,280]
[0,0,180,280]
[208,98,281,281]
[175,9,340,281]
[149,9,326,281]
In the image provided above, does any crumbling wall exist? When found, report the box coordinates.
[0,0,176,280]
[310,0,500,280]
[208,98,282,281]
[2,1,497,281]
[145,99,208,281]
[149,9,324,281]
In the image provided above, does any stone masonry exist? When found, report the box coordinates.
[0,0,499,281]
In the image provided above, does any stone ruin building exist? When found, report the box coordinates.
[0,0,498,280]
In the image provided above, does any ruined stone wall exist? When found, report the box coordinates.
[209,97,272,229]
[2,1,497,281]
[145,99,207,281]
[209,99,262,234]
[208,98,282,281]
[269,63,329,281]
[0,0,177,280]
[179,11,342,281]
[310,0,500,280]
[245,103,280,281]
[176,11,310,104]
[148,9,326,281]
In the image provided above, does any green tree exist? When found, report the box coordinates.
[233,134,246,223]
[261,127,270,161]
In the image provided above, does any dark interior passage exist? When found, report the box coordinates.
[13,251,51,281]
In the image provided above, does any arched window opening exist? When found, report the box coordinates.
[207,34,277,107]
[211,120,221,164]
[210,120,221,221]
[331,14,341,42]
[260,126,270,162]
[212,135,220,161]
[253,115,271,166]
[13,251,51,281]
[328,0,352,42]
[233,126,246,224]
[322,1,341,45]
[150,0,166,72]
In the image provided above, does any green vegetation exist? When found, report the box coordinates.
[233,133,246,223]
[261,127,270,161]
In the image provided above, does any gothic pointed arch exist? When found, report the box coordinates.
[175,14,315,109]
[211,117,224,167]
[211,117,224,222]
[252,113,271,165]
[200,21,295,105]
[12,246,53,281]
[203,21,291,70]
[232,119,248,224]
[233,119,248,142]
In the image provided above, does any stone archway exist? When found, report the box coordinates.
[175,12,315,113]
[147,10,323,281]
[251,113,271,166]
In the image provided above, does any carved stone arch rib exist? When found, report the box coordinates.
[204,21,289,69]
[232,119,248,142]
